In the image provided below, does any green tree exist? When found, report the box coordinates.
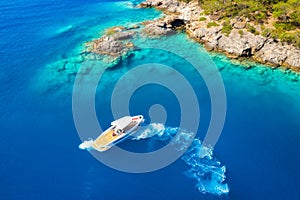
[290,11,300,24]
[288,0,300,24]
[273,2,290,21]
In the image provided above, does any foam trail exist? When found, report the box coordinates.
[132,123,165,140]
[132,123,229,196]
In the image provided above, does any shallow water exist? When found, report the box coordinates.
[1,0,300,199]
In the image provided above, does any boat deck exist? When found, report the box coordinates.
[92,120,139,151]
[92,129,119,149]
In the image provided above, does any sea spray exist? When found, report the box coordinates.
[132,123,229,196]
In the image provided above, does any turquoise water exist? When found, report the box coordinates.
[1,0,300,199]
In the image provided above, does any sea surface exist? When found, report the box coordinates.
[1,0,300,199]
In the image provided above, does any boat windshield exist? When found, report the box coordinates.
[111,116,132,130]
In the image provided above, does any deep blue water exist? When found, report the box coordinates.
[1,0,300,199]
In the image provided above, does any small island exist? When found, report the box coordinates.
[87,0,300,72]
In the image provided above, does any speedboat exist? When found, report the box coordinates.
[79,115,144,152]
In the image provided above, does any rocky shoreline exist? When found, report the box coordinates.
[139,0,300,71]
[86,0,300,72]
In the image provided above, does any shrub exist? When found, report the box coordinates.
[295,31,300,48]
[254,12,267,23]
[238,30,244,36]
[207,21,219,28]
[261,28,271,37]
[278,32,296,44]
[246,24,259,35]
[270,29,280,40]
[199,17,207,21]
[295,39,300,48]
[179,0,192,3]
[221,20,232,36]
[274,22,297,31]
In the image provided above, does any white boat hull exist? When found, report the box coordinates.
[79,115,144,152]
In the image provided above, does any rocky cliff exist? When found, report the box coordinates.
[139,0,300,71]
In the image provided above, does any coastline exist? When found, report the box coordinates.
[4,1,300,199]
[138,0,300,72]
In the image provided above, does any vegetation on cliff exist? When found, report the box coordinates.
[182,0,300,47]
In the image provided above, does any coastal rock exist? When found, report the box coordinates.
[127,24,140,30]
[254,41,288,66]
[188,26,222,50]
[193,28,209,39]
[124,0,300,70]
[218,30,266,57]
[193,26,221,40]
[86,24,139,58]
[88,33,134,57]
[205,37,221,51]
[177,2,202,21]
[112,31,136,40]
[144,22,176,36]
[284,49,300,68]
[140,0,300,70]
[142,16,186,36]
[141,0,202,21]
[138,0,203,17]
[125,42,134,48]
[231,17,248,29]
[166,17,185,29]
[186,21,206,34]
[138,2,149,8]
[105,26,126,35]
[91,36,125,56]
[140,0,180,13]
[218,35,251,57]
[233,21,247,29]
[186,19,269,59]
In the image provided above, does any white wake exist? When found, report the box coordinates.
[132,123,229,196]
